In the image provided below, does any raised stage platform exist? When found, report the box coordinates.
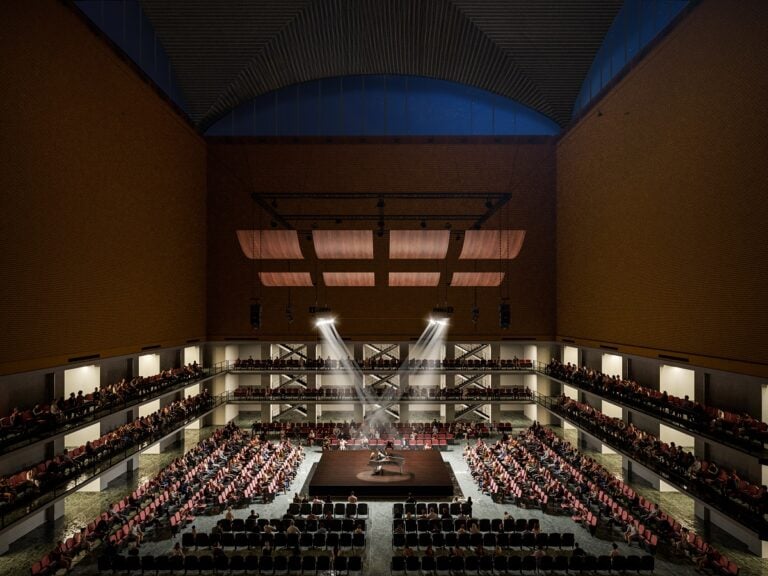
[307,450,454,498]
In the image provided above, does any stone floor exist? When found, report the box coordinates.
[4,423,768,576]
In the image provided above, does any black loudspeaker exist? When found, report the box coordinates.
[250,303,261,329]
[499,303,511,329]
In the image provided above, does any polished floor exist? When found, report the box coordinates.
[3,421,767,576]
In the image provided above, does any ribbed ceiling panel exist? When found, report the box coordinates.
[141,0,571,129]
[449,0,624,125]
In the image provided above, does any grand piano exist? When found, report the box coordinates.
[368,450,405,475]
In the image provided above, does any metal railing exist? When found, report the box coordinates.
[0,394,226,532]
[534,392,768,537]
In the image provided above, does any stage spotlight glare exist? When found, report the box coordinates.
[315,317,335,327]
[429,317,449,326]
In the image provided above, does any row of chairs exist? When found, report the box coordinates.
[393,517,538,533]
[393,502,471,517]
[287,502,369,518]
[182,531,366,551]
[220,517,366,534]
[99,553,363,575]
[390,553,655,575]
[393,532,575,551]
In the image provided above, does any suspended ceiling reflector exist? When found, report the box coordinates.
[259,272,313,286]
[388,272,441,287]
[323,272,376,287]
[237,230,304,259]
[450,272,505,287]
[459,230,526,259]
[313,230,373,259]
[389,230,450,259]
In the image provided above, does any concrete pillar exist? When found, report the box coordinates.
[143,429,184,455]
[305,374,317,423]
[399,402,410,424]
[444,345,455,422]
[353,403,364,423]
[491,373,501,421]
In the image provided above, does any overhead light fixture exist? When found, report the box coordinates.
[420,220,427,229]
[315,317,335,327]
[471,306,480,324]
[430,305,453,325]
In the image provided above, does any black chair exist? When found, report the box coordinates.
[496,532,510,550]
[339,532,353,551]
[417,519,430,533]
[219,519,232,532]
[287,555,301,575]
[639,555,655,573]
[125,555,141,574]
[306,519,318,533]
[334,556,349,575]
[155,555,170,575]
[322,503,333,516]
[416,503,427,515]
[465,554,480,573]
[419,532,433,549]
[288,503,300,516]
[347,555,363,574]
[97,555,112,573]
[331,519,343,532]
[612,555,627,572]
[441,518,454,533]
[229,555,246,573]
[274,532,287,549]
[583,555,598,574]
[326,532,340,550]
[342,519,355,532]
[198,555,214,574]
[431,532,444,549]
[404,503,416,515]
[522,532,536,550]
[483,532,496,548]
[597,555,613,572]
[392,533,406,549]
[183,555,199,574]
[493,555,508,576]
[181,533,195,549]
[299,503,311,516]
[569,555,584,573]
[195,533,209,549]
[507,555,522,573]
[562,532,575,549]
[244,554,260,573]
[479,555,493,574]
[299,533,313,550]
[436,555,451,575]
[536,532,549,549]
[405,519,417,533]
[214,554,229,573]
[516,519,529,532]
[228,515,245,531]
[540,555,554,574]
[420,556,436,575]
[504,518,516,532]
[547,533,561,549]
[357,503,368,518]
[221,532,235,548]
[346,503,357,517]
[521,555,538,574]
[259,555,274,574]
[300,555,316,574]
[405,555,420,574]
[449,502,461,516]
[335,503,346,516]
[553,555,569,573]
[391,555,406,575]
[141,555,155,574]
[168,555,184,574]
[312,502,324,516]
[316,555,331,574]
[235,532,248,549]
[449,556,464,575]
[352,533,365,550]
[444,532,457,548]
[478,518,491,532]
[273,555,288,575]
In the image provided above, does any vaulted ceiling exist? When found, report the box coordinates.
[140,0,624,130]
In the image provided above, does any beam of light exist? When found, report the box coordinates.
[315,317,336,327]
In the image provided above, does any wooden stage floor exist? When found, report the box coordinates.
[308,450,454,498]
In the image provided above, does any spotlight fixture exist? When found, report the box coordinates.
[315,317,335,327]
[285,304,294,324]
[485,199,494,209]
[420,220,427,229]
[499,302,511,329]
[309,305,332,315]
[471,306,480,324]
[430,305,453,325]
